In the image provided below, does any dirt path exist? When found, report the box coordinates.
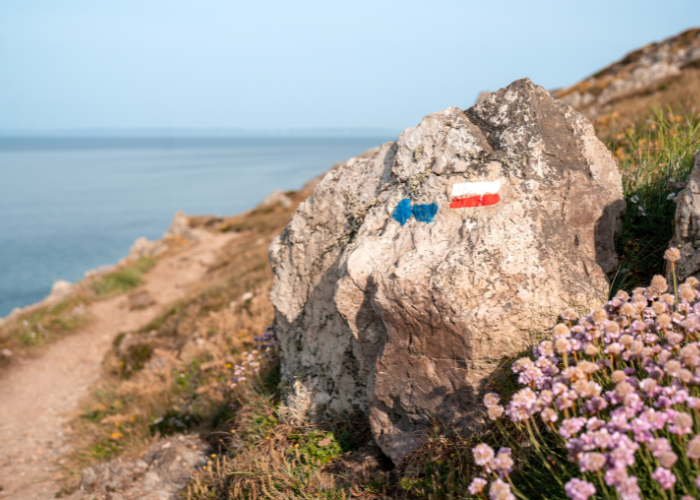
[0,232,235,500]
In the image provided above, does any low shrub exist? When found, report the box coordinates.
[92,256,156,297]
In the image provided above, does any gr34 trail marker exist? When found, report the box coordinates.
[449,180,501,208]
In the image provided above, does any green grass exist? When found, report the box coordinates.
[0,257,158,366]
[92,256,156,297]
[0,296,89,357]
[606,109,700,295]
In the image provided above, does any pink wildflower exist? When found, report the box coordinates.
[652,467,677,490]
[488,478,515,500]
[616,476,641,500]
[492,448,513,475]
[472,444,494,466]
[578,452,606,472]
[468,477,487,495]
[483,393,500,408]
[564,478,595,500]
[559,417,586,439]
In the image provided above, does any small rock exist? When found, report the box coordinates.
[47,280,73,304]
[1,348,13,358]
[258,189,292,210]
[241,292,253,303]
[79,435,209,499]
[128,291,156,310]
[129,237,167,260]
[163,211,202,242]
[84,265,115,280]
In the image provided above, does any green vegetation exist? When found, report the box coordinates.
[0,295,89,361]
[0,255,160,368]
[185,371,373,500]
[63,108,700,499]
[607,109,700,294]
[62,193,305,490]
[92,256,156,297]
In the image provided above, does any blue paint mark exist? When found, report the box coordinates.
[412,203,438,224]
[392,199,438,225]
[392,198,413,225]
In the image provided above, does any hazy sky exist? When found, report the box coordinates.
[1,0,699,132]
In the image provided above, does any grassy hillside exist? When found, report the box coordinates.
[0,255,159,369]
[55,104,700,499]
[180,109,700,500]
[58,187,316,493]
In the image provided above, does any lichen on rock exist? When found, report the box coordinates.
[269,78,626,463]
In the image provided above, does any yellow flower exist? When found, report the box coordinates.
[110,431,123,441]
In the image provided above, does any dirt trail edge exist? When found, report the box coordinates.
[0,231,235,500]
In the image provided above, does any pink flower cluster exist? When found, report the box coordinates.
[471,257,700,499]
[230,325,277,389]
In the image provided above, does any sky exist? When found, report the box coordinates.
[1,0,699,133]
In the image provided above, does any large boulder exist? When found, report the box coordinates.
[269,78,625,463]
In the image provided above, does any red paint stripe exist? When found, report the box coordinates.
[449,193,500,209]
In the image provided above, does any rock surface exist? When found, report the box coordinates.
[164,211,205,243]
[128,236,168,260]
[49,280,74,303]
[269,78,625,463]
[128,290,157,310]
[259,189,293,210]
[76,435,209,500]
[553,28,700,119]
[667,150,700,281]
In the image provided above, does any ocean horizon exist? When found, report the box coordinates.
[0,134,393,317]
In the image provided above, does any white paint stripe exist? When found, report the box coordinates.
[451,180,501,197]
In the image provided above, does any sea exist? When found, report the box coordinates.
[0,135,394,317]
